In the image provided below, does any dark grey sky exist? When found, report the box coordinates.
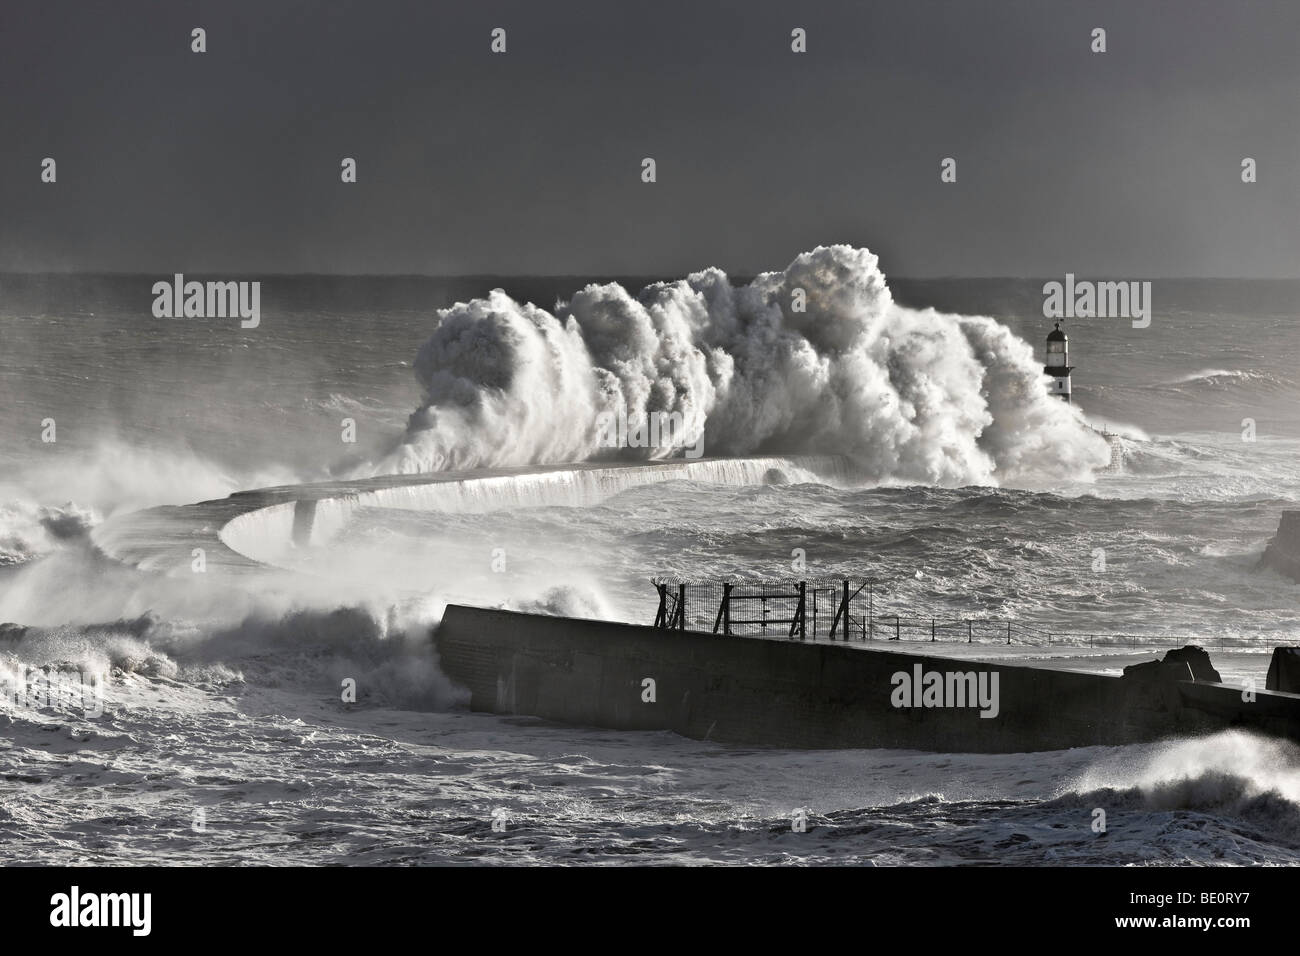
[2,0,1297,276]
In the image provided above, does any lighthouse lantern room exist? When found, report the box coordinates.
[1045,322,1073,402]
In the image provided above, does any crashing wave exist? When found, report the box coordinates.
[365,245,1109,486]
[0,501,99,567]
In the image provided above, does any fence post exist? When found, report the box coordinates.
[967,620,972,644]
[1006,621,1011,645]
[791,581,807,641]
[678,583,686,631]
[895,617,900,642]
[842,579,850,641]
[713,582,733,635]
[867,580,872,640]
[931,618,935,642]
[830,579,850,641]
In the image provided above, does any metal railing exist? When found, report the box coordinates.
[650,577,1258,651]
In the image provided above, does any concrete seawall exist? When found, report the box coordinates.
[435,605,1300,752]
[90,456,849,576]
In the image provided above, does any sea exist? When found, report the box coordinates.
[2,264,1300,865]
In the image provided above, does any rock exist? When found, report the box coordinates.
[1259,511,1300,582]
[1122,645,1221,684]
[1266,647,1300,693]
[1162,645,1221,683]
[1122,659,1163,681]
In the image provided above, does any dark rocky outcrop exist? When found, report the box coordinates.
[1162,645,1222,683]
[1122,645,1221,684]
[1267,647,1300,694]
[1260,511,1300,582]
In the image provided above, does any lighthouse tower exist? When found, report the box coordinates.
[1045,322,1073,402]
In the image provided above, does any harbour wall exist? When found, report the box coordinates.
[92,456,849,576]
[433,605,1300,752]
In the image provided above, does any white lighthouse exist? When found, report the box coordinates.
[1045,322,1072,402]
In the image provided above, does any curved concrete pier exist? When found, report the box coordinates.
[90,456,852,577]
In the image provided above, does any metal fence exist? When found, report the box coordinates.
[650,577,1260,650]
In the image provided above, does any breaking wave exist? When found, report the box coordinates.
[1054,731,1300,835]
[0,501,98,567]
[0,442,304,568]
[366,245,1109,486]
[0,603,462,713]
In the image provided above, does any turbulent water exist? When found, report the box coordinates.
[2,255,1300,865]
[371,247,1107,484]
